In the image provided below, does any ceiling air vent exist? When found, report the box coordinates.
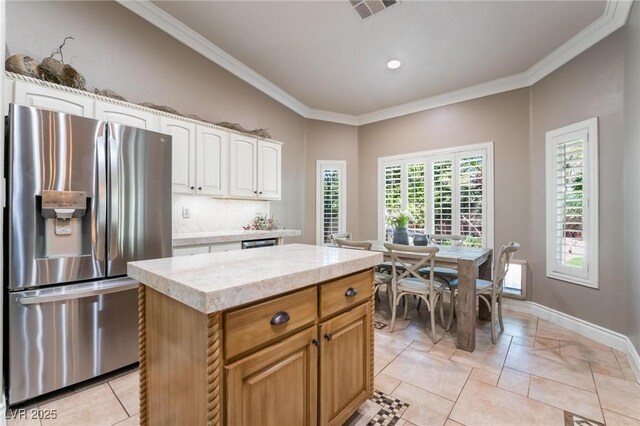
[350,0,398,20]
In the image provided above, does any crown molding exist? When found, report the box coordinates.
[117,0,632,127]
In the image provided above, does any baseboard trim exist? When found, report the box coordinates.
[502,299,640,382]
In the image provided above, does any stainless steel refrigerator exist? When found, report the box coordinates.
[4,104,172,404]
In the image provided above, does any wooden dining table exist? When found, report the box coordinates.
[368,241,493,352]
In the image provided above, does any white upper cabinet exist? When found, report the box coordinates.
[13,81,94,117]
[196,126,229,196]
[257,140,281,200]
[94,101,160,131]
[229,135,258,198]
[161,117,196,194]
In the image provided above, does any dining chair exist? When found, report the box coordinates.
[451,241,520,344]
[330,232,352,245]
[384,243,449,343]
[334,238,393,311]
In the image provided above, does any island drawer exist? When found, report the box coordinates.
[224,286,318,360]
[319,270,373,319]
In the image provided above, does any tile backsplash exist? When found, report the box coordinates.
[172,194,270,234]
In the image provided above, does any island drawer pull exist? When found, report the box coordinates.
[344,287,358,297]
[270,311,290,325]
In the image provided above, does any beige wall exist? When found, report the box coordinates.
[6,0,307,240]
[529,27,629,335]
[623,4,640,350]
[304,120,359,244]
[357,88,533,277]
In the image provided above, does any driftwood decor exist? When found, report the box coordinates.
[5,38,273,140]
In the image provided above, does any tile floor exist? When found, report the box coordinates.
[6,295,640,426]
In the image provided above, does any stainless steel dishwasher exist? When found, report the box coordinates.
[241,238,279,249]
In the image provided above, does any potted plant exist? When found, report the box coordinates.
[385,210,415,245]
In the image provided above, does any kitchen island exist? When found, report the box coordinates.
[128,244,383,426]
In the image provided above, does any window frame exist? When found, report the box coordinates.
[545,117,599,288]
[316,160,347,246]
[377,142,494,250]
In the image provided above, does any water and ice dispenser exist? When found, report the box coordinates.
[39,190,89,257]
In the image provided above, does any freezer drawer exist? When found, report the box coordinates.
[8,278,139,405]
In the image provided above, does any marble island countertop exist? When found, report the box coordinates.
[128,244,383,314]
[172,229,301,247]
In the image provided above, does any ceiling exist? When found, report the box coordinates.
[121,1,630,124]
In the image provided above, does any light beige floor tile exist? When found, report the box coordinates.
[374,373,402,395]
[535,337,560,351]
[409,340,432,352]
[444,420,465,426]
[40,383,128,426]
[450,333,511,375]
[590,359,626,380]
[392,382,454,426]
[614,349,640,383]
[502,322,537,338]
[450,379,564,426]
[7,416,41,426]
[528,376,603,423]
[536,320,585,342]
[344,400,382,426]
[502,313,538,329]
[114,414,140,426]
[399,324,437,348]
[594,372,640,420]
[560,341,619,368]
[429,336,458,360]
[603,409,640,425]
[504,343,595,391]
[382,348,471,401]
[511,336,535,347]
[395,420,418,426]
[109,371,139,416]
[374,330,413,375]
[497,367,530,396]
[469,368,499,386]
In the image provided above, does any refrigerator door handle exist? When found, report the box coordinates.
[94,134,107,263]
[17,279,138,305]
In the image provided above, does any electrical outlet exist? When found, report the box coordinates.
[182,206,191,219]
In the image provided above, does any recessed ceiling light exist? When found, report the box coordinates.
[387,59,401,70]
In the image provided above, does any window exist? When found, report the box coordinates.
[316,161,346,245]
[545,118,598,288]
[378,143,493,249]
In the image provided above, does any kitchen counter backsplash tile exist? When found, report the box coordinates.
[172,195,270,234]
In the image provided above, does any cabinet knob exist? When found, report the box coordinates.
[253,190,258,194]
[312,339,319,347]
[190,186,195,190]
[345,287,358,298]
[324,333,333,342]
[198,186,202,190]
[270,311,290,326]
[259,191,263,195]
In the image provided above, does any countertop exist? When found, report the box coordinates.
[172,229,301,247]
[128,244,383,314]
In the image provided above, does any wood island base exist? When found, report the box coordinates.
[138,269,375,426]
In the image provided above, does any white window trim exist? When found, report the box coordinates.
[316,160,347,246]
[377,142,494,250]
[545,117,599,288]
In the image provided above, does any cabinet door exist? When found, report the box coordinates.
[257,140,282,200]
[14,81,94,117]
[94,101,160,131]
[229,135,258,198]
[226,326,318,426]
[196,126,229,196]
[161,117,196,194]
[319,303,372,426]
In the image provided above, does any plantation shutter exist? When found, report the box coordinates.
[407,162,426,232]
[431,159,454,235]
[322,169,341,244]
[458,155,484,247]
[553,134,587,272]
[384,164,402,213]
